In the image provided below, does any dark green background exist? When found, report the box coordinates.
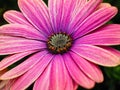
[0,0,120,90]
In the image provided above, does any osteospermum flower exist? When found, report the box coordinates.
[0,0,120,90]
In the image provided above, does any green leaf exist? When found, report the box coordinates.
[104,66,120,80]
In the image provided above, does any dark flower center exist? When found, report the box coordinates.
[47,32,72,54]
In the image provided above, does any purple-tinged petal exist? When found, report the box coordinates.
[10,53,54,90]
[48,0,64,33]
[0,50,37,71]
[48,0,78,33]
[33,0,53,34]
[50,55,68,90]
[33,63,52,90]
[18,0,52,35]
[63,54,95,89]
[0,51,48,80]
[68,0,102,34]
[0,24,46,41]
[0,39,45,55]
[4,10,32,26]
[70,52,104,83]
[75,24,120,45]
[59,0,77,32]
[72,45,120,66]
[73,7,118,39]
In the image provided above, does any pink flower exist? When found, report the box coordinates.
[0,0,120,90]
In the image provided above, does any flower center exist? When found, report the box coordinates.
[47,33,72,54]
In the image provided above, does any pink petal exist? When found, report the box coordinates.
[34,55,74,90]
[71,0,87,17]
[0,38,45,55]
[73,6,118,39]
[0,24,46,40]
[73,82,79,90]
[0,35,27,42]
[72,45,120,66]
[70,52,103,83]
[60,0,75,32]
[18,0,52,35]
[63,54,95,89]
[97,3,111,9]
[4,10,32,26]
[68,0,102,34]
[75,24,120,45]
[101,46,120,57]
[64,73,74,90]
[0,50,37,71]
[48,0,64,33]
[49,55,69,90]
[48,0,78,33]
[33,63,52,90]
[0,51,48,80]
[59,0,82,33]
[10,53,54,90]
[33,0,53,34]
[62,56,75,90]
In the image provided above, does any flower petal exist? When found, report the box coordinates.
[76,24,120,45]
[73,82,79,90]
[63,54,95,89]
[64,73,74,90]
[0,51,48,80]
[48,0,63,33]
[0,38,45,55]
[73,6,118,39]
[60,0,75,32]
[10,53,54,90]
[3,79,15,90]
[33,63,52,90]
[4,10,32,26]
[18,0,52,35]
[68,0,102,34]
[0,24,46,40]
[0,69,7,76]
[61,58,76,90]
[0,79,15,90]
[0,50,37,71]
[49,55,68,90]
[0,35,26,42]
[48,0,80,33]
[71,0,87,17]
[70,52,103,83]
[100,46,120,57]
[71,45,120,66]
[97,3,111,9]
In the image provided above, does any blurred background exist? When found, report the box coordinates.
[0,0,120,90]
